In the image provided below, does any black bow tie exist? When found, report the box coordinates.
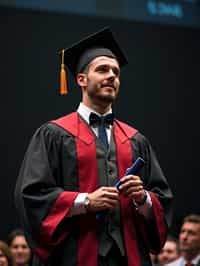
[89,112,114,127]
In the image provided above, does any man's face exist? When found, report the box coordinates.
[179,222,200,255]
[79,56,120,107]
[158,240,179,266]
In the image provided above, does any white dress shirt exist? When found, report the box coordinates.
[165,254,200,266]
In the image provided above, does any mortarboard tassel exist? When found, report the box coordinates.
[60,49,67,95]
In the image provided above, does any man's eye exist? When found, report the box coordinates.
[98,67,107,72]
[114,70,120,76]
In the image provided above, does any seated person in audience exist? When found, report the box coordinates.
[158,235,180,265]
[165,214,200,266]
[0,240,14,266]
[7,229,31,266]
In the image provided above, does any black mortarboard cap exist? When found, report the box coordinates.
[58,27,127,95]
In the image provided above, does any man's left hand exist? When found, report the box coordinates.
[118,175,145,203]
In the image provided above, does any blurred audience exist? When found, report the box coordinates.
[150,252,158,265]
[158,235,180,266]
[166,214,200,266]
[0,240,14,266]
[7,229,31,266]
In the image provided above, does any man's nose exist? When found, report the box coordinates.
[107,69,115,80]
[162,252,168,258]
[181,232,188,240]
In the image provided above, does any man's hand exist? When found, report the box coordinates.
[119,175,146,204]
[87,187,120,212]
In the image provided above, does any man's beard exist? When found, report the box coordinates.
[87,86,118,104]
[97,93,116,103]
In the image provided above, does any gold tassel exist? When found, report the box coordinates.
[60,49,67,95]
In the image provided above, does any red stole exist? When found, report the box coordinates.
[53,112,141,266]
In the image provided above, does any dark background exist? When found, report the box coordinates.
[0,5,200,241]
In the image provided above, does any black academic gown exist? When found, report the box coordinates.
[15,112,173,266]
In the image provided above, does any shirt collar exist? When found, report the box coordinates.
[191,254,200,265]
[77,102,112,125]
[182,254,200,265]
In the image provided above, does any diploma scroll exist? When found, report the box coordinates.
[96,157,145,220]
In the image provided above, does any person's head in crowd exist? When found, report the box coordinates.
[179,214,200,261]
[7,229,31,266]
[157,235,179,265]
[0,240,14,266]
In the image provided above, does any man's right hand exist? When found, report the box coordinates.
[87,187,120,212]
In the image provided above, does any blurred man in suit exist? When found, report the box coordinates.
[158,235,180,265]
[166,214,200,266]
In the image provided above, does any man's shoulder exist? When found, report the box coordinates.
[51,112,77,124]
[114,119,150,143]
[115,119,136,129]
[115,119,138,136]
[37,112,76,136]
[165,257,183,266]
[48,112,76,127]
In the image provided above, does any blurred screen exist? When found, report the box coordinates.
[1,0,200,28]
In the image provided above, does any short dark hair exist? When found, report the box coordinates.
[166,235,179,253]
[7,228,25,246]
[167,235,178,243]
[183,214,200,225]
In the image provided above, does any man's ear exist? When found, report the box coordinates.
[77,73,87,87]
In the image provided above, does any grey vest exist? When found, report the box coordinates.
[96,133,125,257]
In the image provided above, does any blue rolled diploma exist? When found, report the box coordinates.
[115,157,145,190]
[96,157,145,220]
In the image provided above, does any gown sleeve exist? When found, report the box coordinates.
[132,132,173,253]
[15,123,79,260]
